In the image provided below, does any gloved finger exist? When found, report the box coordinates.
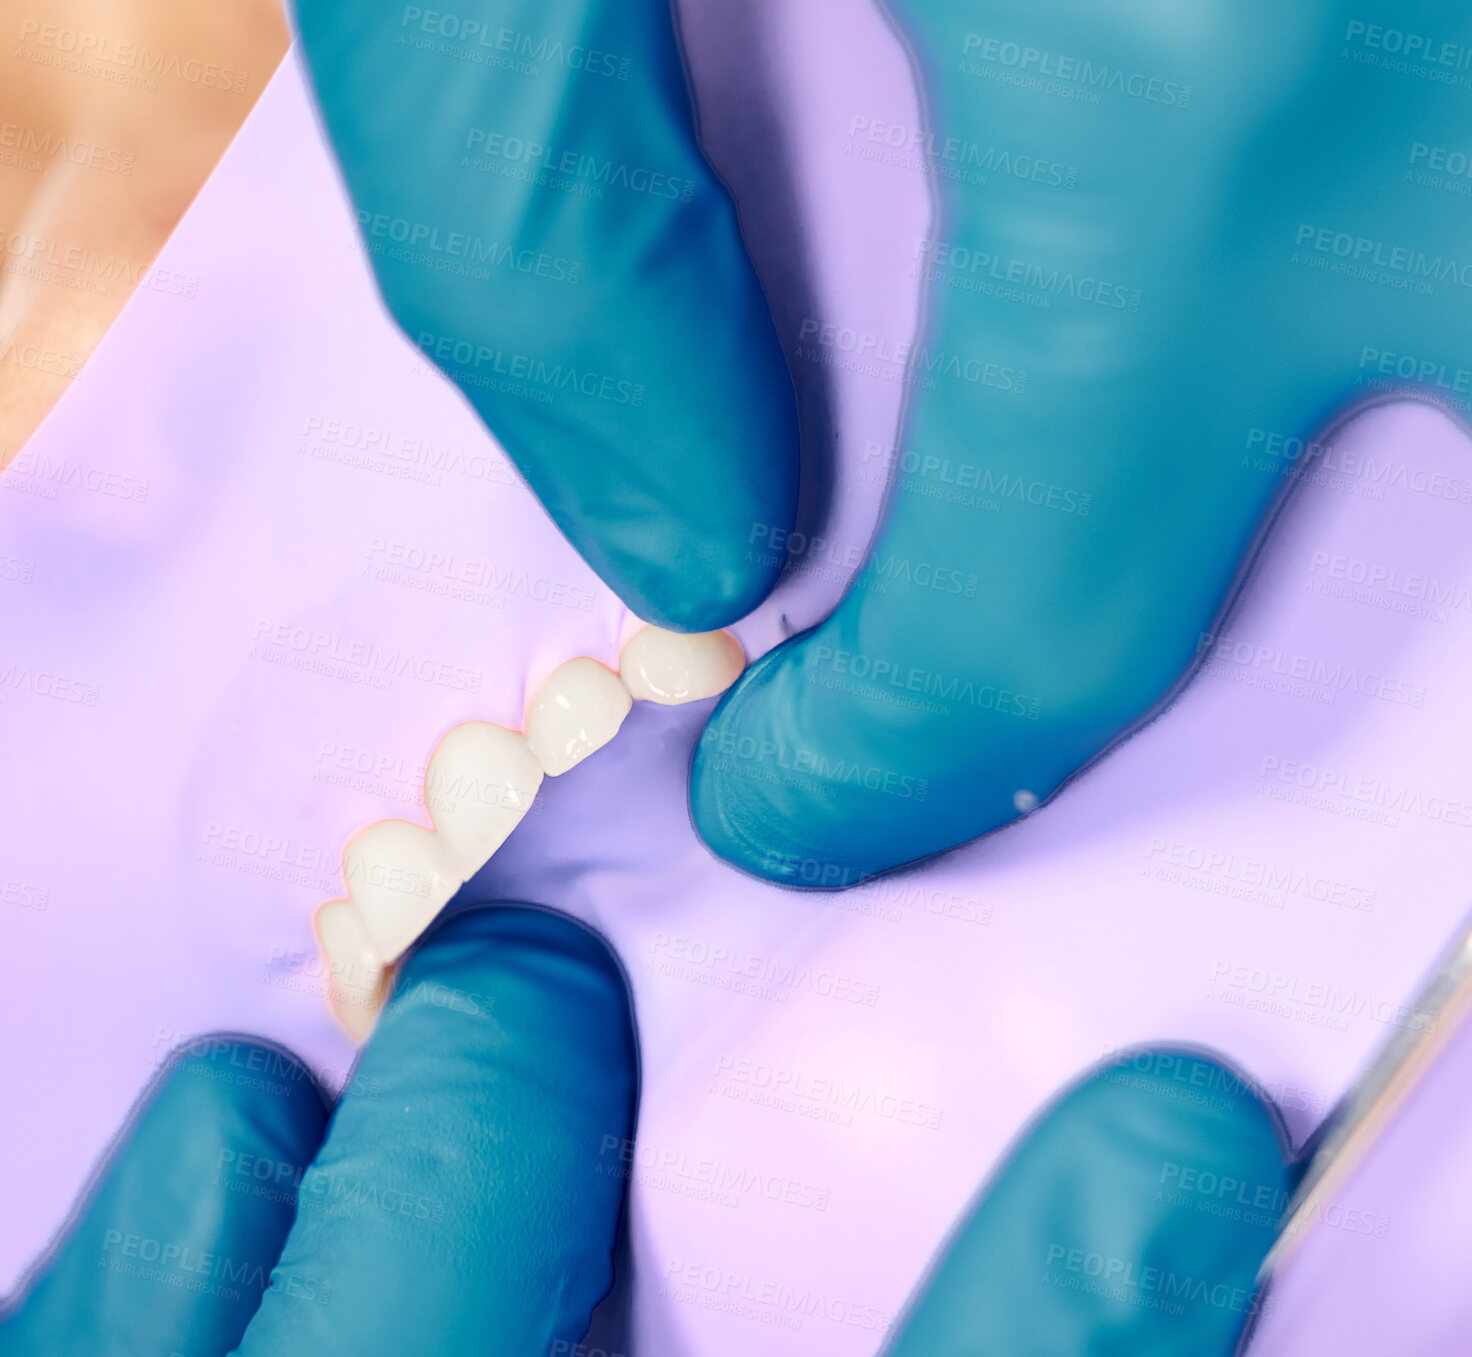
[884,1047,1295,1357]
[234,904,639,1356]
[0,1037,330,1357]
[292,0,800,632]
[690,1,1472,884]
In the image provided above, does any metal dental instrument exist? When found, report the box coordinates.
[1258,909,1472,1281]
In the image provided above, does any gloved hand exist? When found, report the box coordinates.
[0,907,639,1357]
[0,2,1380,1352]
[293,0,800,632]
[295,0,1472,885]
[691,0,1472,885]
[884,1047,1295,1357]
[2,932,1290,1357]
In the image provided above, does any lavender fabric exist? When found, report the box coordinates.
[3,9,1472,1353]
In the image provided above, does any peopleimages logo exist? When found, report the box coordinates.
[0,122,134,174]
[1159,1162,1291,1217]
[1295,223,1472,289]
[1258,755,1472,827]
[399,7,631,79]
[811,644,1042,720]
[1197,631,1427,708]
[650,931,880,1007]
[100,1232,331,1303]
[415,332,646,407]
[1342,20,1472,71]
[1,228,197,296]
[863,442,1093,515]
[795,319,1027,393]
[250,620,483,694]
[699,726,930,802]
[846,116,1079,190]
[960,35,1192,107]
[713,1055,944,1129]
[914,239,1142,312]
[463,128,695,202]
[1209,960,1436,1034]
[1409,142,1472,179]
[15,21,249,92]
[1145,837,1376,912]
[357,209,581,285]
[1309,551,1472,614]
[1043,1244,1263,1316]
[599,1135,831,1210]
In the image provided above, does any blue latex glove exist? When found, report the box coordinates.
[292,0,800,632]
[293,0,1472,885]
[884,1048,1295,1356]
[0,1037,328,1355]
[0,5,1346,1350]
[3,1003,1288,1355]
[0,906,639,1356]
[692,0,1472,884]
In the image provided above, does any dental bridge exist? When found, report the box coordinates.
[316,626,745,1038]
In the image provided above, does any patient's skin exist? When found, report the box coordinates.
[0,0,290,467]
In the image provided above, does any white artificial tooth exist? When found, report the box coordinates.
[620,626,745,704]
[524,657,632,776]
[426,722,543,879]
[314,900,388,1043]
[341,819,457,964]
